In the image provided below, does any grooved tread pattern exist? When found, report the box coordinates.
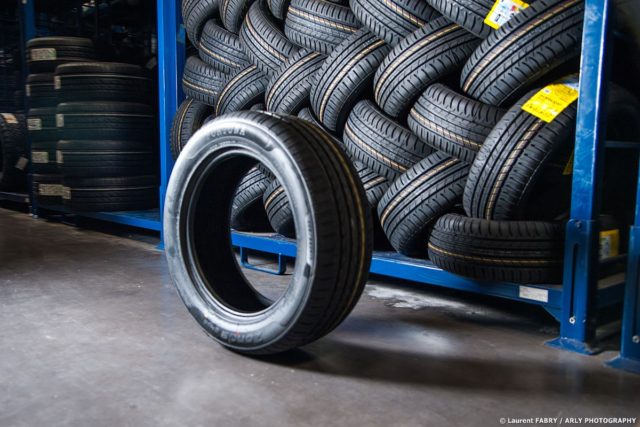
[183,0,220,46]
[426,0,495,38]
[199,20,250,73]
[170,98,214,160]
[216,64,269,115]
[182,56,229,106]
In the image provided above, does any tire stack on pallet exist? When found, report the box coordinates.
[54,62,157,212]
[26,37,97,206]
[171,0,640,284]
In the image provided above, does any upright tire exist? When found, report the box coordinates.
[460,0,584,107]
[343,100,432,180]
[408,83,505,163]
[170,98,214,160]
[350,0,438,46]
[239,1,299,76]
[183,0,220,47]
[265,49,326,114]
[428,214,564,284]
[284,0,360,54]
[182,56,228,106]
[374,17,480,118]
[221,0,256,33]
[215,64,268,115]
[164,111,372,354]
[199,20,249,73]
[377,151,469,255]
[310,29,391,132]
[231,167,271,231]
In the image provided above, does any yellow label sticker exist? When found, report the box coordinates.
[521,78,580,123]
[484,0,529,30]
[563,151,574,175]
[599,229,620,260]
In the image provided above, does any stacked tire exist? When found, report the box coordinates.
[173,0,640,284]
[54,62,158,212]
[26,37,97,206]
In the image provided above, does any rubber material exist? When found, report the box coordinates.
[350,0,438,46]
[199,20,249,73]
[343,100,432,180]
[310,29,391,132]
[231,166,271,231]
[374,17,480,118]
[27,107,58,142]
[55,61,153,103]
[164,110,372,354]
[220,0,256,33]
[408,83,504,163]
[460,0,584,106]
[265,49,326,114]
[31,141,58,174]
[26,74,57,108]
[215,64,268,115]
[239,1,298,76]
[428,213,564,284]
[57,140,155,177]
[426,0,495,38]
[32,173,63,206]
[171,98,214,160]
[56,102,155,142]
[377,151,469,255]
[284,0,360,55]
[183,0,220,47]
[63,175,158,212]
[27,37,96,73]
[263,179,295,237]
[182,56,229,106]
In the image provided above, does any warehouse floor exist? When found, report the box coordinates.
[1,207,639,427]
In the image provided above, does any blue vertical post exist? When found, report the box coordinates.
[606,153,640,374]
[157,0,185,246]
[546,0,612,354]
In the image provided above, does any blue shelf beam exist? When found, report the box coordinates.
[606,151,640,374]
[157,0,185,239]
[546,0,613,355]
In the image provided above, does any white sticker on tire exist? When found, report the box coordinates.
[30,48,57,61]
[56,114,64,127]
[31,151,49,164]
[27,118,42,130]
[54,76,61,90]
[56,150,64,164]
[15,157,29,170]
[61,186,71,200]
[26,84,31,97]
[39,184,63,197]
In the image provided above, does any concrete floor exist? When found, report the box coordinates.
[1,207,639,427]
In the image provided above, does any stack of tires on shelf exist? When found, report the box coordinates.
[26,36,158,212]
[171,0,640,285]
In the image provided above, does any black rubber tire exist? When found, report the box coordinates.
[310,29,391,132]
[182,56,228,107]
[267,0,290,19]
[27,37,96,73]
[27,107,58,143]
[31,141,58,174]
[26,74,57,108]
[32,173,63,206]
[183,0,220,47]
[164,110,372,354]
[350,0,438,46]
[265,49,326,114]
[377,151,469,256]
[263,178,295,237]
[463,86,576,221]
[428,213,564,284]
[220,0,256,33]
[231,166,271,230]
[460,0,584,107]
[55,62,153,104]
[239,1,299,76]
[374,17,480,118]
[56,102,155,142]
[170,98,214,160]
[343,100,432,180]
[297,107,338,139]
[57,140,155,177]
[284,0,360,55]
[0,113,27,191]
[63,175,158,212]
[354,160,389,209]
[215,64,269,115]
[199,20,249,73]
[408,83,505,163]
[426,0,496,38]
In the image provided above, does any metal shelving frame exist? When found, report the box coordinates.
[16,0,639,372]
